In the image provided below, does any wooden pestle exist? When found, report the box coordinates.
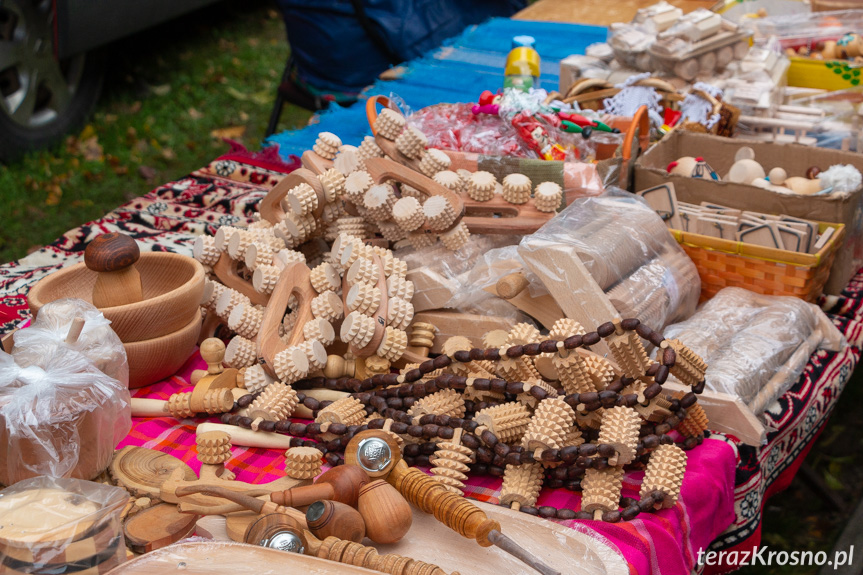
[84,232,144,308]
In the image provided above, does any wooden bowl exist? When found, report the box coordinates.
[28,252,205,343]
[125,311,202,388]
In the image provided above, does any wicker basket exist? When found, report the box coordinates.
[671,222,845,303]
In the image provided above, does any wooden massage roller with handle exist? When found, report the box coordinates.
[344,429,563,575]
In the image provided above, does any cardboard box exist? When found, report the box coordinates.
[634,131,863,295]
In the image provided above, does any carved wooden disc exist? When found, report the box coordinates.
[109,446,197,499]
[123,503,198,554]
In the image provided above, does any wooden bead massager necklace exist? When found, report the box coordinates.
[220,317,707,529]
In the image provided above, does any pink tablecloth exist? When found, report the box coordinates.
[119,352,737,575]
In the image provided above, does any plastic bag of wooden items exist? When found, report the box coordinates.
[12,298,129,386]
[664,287,844,420]
[0,346,131,486]
[0,476,129,572]
[395,233,528,319]
[517,190,700,332]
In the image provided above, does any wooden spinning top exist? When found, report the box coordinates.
[84,232,143,308]
[284,446,324,480]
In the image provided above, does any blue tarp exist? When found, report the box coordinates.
[267,17,607,160]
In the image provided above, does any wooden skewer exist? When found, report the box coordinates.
[65,317,85,344]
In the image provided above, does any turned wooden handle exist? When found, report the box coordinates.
[496,273,529,299]
[388,463,500,547]
[318,536,452,575]
[84,232,143,307]
[130,397,169,417]
[270,483,335,508]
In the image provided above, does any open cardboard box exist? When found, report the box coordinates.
[633,130,863,295]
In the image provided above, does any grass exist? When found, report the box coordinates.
[0,0,312,264]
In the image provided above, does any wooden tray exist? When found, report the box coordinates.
[189,499,627,575]
[106,541,379,574]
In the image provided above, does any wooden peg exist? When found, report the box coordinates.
[84,232,143,308]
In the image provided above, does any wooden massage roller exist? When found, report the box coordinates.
[639,444,687,509]
[313,132,341,160]
[501,174,531,204]
[196,430,235,480]
[606,321,652,380]
[284,446,324,480]
[441,336,495,376]
[673,392,710,438]
[247,381,299,429]
[597,406,642,466]
[407,388,466,421]
[365,97,571,242]
[474,402,531,445]
[316,396,367,428]
[521,397,576,456]
[662,339,708,387]
[581,467,625,520]
[430,428,473,496]
[499,462,544,511]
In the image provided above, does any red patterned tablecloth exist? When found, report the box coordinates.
[1,146,860,575]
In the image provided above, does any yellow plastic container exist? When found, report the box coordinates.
[787,56,863,90]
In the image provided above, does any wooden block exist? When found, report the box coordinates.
[123,503,198,554]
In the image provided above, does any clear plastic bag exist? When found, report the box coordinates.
[517,189,700,332]
[0,343,131,485]
[663,287,844,414]
[13,298,129,387]
[0,476,128,570]
[396,235,536,325]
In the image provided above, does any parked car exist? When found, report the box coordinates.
[0,0,217,160]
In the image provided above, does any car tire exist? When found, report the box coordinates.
[0,0,105,162]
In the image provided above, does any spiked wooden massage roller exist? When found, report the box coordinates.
[365,95,564,236]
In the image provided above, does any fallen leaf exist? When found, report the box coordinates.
[226,86,250,101]
[150,84,171,96]
[113,166,129,176]
[45,184,62,206]
[161,148,176,161]
[77,136,103,162]
[239,111,249,122]
[210,125,246,139]
[188,107,203,120]
[247,38,259,47]
[78,124,96,141]
[138,165,157,181]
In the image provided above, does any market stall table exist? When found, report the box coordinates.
[0,145,860,575]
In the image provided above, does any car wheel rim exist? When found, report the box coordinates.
[0,0,85,129]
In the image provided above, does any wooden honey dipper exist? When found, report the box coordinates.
[346,430,561,575]
[84,232,143,308]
